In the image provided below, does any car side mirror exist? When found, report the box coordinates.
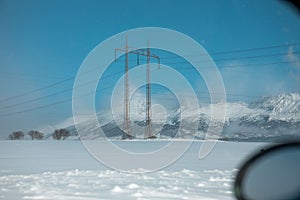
[234,142,300,200]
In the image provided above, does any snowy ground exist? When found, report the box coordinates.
[0,140,267,200]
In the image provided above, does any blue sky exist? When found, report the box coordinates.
[0,0,300,138]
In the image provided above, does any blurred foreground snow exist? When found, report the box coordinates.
[0,140,266,200]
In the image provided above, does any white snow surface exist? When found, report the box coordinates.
[0,140,267,200]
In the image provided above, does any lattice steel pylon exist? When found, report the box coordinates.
[115,35,131,139]
[115,35,160,139]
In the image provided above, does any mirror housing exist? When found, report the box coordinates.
[234,142,300,200]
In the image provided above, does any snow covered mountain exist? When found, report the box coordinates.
[67,93,300,141]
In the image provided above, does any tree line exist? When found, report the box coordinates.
[8,129,71,140]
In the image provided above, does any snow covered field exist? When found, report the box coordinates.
[0,140,267,200]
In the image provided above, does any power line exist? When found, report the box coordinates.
[0,57,296,113]
[0,57,296,114]
[0,70,261,118]
[116,42,300,61]
[0,70,124,110]
[148,87,260,99]
[168,60,299,70]
[1,42,298,103]
[0,98,72,117]
[119,49,299,67]
[0,63,122,103]
[0,76,74,103]
[0,71,66,80]
[209,42,300,55]
[161,42,300,59]
[0,84,115,117]
[165,51,299,64]
[0,90,256,117]
[0,42,299,116]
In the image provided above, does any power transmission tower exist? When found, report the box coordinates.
[145,40,159,139]
[115,36,160,139]
[115,35,131,139]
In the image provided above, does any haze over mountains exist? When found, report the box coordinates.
[63,93,300,142]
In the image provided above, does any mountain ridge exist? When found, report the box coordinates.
[64,93,300,141]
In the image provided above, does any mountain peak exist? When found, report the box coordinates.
[251,93,300,121]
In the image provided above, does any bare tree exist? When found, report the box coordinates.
[28,130,44,140]
[9,131,24,140]
[53,129,70,140]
